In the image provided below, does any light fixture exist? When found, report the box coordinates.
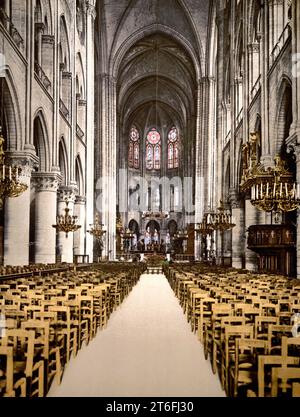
[52,200,81,237]
[142,211,169,220]
[174,229,188,240]
[208,201,236,232]
[0,128,28,209]
[241,133,300,214]
[87,214,106,240]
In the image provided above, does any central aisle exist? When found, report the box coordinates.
[48,274,225,397]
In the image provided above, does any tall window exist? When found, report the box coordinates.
[128,126,140,169]
[168,127,179,169]
[146,128,161,170]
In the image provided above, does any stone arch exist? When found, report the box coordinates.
[274,77,293,155]
[167,219,178,236]
[75,155,84,196]
[76,52,86,99]
[33,110,50,171]
[59,15,70,71]
[128,219,139,236]
[1,70,22,151]
[58,137,68,186]
[111,24,201,81]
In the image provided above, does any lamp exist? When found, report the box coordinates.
[0,128,28,209]
[240,133,300,214]
[52,200,81,237]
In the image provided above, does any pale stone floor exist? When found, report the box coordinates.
[48,274,225,397]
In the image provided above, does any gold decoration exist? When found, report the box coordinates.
[87,214,106,240]
[0,129,28,209]
[52,200,81,237]
[241,133,300,213]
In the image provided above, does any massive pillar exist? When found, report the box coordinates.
[33,173,60,264]
[245,199,258,271]
[4,165,32,266]
[57,187,76,263]
[74,196,86,256]
[85,1,96,262]
[97,73,117,261]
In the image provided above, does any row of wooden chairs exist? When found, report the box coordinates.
[0,263,145,397]
[164,264,300,397]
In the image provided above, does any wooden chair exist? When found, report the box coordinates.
[257,355,300,397]
[0,345,26,397]
[1,329,44,397]
[271,367,300,397]
[229,338,269,397]
[221,324,254,394]
[21,320,62,392]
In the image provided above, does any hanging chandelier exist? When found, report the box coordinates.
[195,212,215,236]
[174,229,188,240]
[240,132,300,213]
[52,200,81,237]
[208,201,236,232]
[0,129,28,209]
[250,155,300,213]
[142,211,169,220]
[87,214,106,240]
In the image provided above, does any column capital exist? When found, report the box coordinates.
[5,151,39,178]
[86,2,97,20]
[57,185,78,203]
[75,195,87,205]
[229,189,242,209]
[32,172,61,193]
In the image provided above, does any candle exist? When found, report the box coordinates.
[285,183,288,198]
[280,182,283,197]
[293,183,296,199]
[261,183,263,198]
[266,182,269,198]
[9,167,12,180]
[273,182,276,198]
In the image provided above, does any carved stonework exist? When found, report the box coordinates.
[75,195,86,205]
[32,173,61,193]
[86,3,96,20]
[57,185,78,203]
[42,35,55,45]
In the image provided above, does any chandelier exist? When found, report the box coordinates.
[208,201,236,232]
[142,211,169,220]
[195,212,215,236]
[53,200,81,237]
[0,129,28,209]
[240,132,300,213]
[87,214,106,240]
[174,229,188,240]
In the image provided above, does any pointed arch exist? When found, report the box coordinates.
[58,137,68,185]
[75,154,84,196]
[33,109,50,172]
[274,77,293,155]
[1,69,22,151]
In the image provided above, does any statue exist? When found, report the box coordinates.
[153,229,159,244]
[145,227,151,246]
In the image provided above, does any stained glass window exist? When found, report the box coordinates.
[129,126,140,169]
[168,127,179,169]
[146,128,161,171]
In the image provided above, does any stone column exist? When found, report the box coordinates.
[245,199,258,271]
[231,205,245,269]
[4,165,32,266]
[74,196,86,257]
[85,1,96,262]
[98,73,117,261]
[57,188,76,264]
[33,173,60,264]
